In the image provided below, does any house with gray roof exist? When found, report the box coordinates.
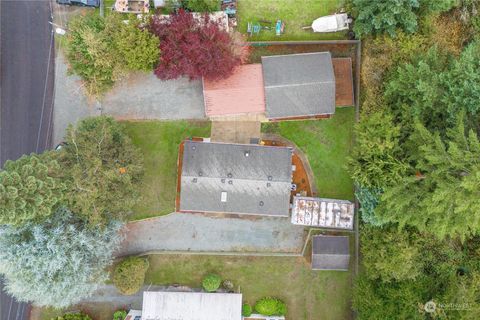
[179,140,293,217]
[311,235,350,271]
[261,52,336,120]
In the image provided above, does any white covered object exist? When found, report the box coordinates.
[311,13,350,33]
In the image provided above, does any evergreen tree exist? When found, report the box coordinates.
[348,111,409,189]
[0,208,123,308]
[361,225,422,282]
[60,116,143,226]
[377,117,480,240]
[0,153,67,226]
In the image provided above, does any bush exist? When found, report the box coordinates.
[113,310,127,320]
[222,279,234,291]
[201,274,222,292]
[254,297,286,316]
[113,257,149,295]
[65,13,160,96]
[242,303,253,317]
[51,313,91,320]
[183,0,220,12]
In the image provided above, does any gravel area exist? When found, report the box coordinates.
[52,53,99,146]
[101,73,206,120]
[117,212,306,256]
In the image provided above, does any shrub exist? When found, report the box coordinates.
[106,14,160,72]
[113,257,149,295]
[222,279,234,291]
[65,13,160,96]
[202,274,222,292]
[242,303,252,317]
[113,310,127,320]
[254,297,286,316]
[183,0,220,12]
[51,313,91,320]
[65,13,119,96]
[149,10,241,81]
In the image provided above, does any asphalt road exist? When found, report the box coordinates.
[0,0,55,319]
[0,0,55,167]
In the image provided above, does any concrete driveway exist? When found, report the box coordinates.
[117,212,306,256]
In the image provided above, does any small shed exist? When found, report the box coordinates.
[203,64,265,117]
[261,52,336,120]
[311,235,350,271]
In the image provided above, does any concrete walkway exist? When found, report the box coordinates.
[117,212,306,256]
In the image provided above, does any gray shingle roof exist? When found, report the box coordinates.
[179,141,293,216]
[262,52,335,119]
[312,235,350,271]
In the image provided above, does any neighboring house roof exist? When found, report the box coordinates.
[179,141,293,216]
[142,291,242,320]
[312,235,350,271]
[291,196,354,229]
[203,64,266,117]
[261,52,336,119]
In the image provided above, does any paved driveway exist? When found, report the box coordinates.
[117,212,305,256]
[101,73,206,120]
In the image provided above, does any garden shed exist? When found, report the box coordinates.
[311,235,350,271]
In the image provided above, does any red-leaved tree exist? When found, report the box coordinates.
[149,10,241,81]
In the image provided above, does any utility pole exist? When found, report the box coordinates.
[100,0,104,17]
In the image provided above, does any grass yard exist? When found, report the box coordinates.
[145,254,353,320]
[262,107,355,200]
[237,0,347,41]
[124,121,211,220]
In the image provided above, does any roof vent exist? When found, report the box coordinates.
[221,191,227,202]
[244,151,250,157]
[267,182,271,187]
[228,180,233,185]
[199,171,203,176]
[259,201,264,206]
[221,178,226,183]
[268,176,273,181]
[192,178,197,183]
[227,173,233,178]
[192,145,196,150]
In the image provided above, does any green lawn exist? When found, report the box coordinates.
[262,107,355,200]
[124,121,211,220]
[237,0,347,41]
[145,254,353,320]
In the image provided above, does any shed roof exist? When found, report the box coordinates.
[179,141,292,216]
[203,64,265,117]
[261,52,335,119]
[142,291,242,320]
[312,235,350,271]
